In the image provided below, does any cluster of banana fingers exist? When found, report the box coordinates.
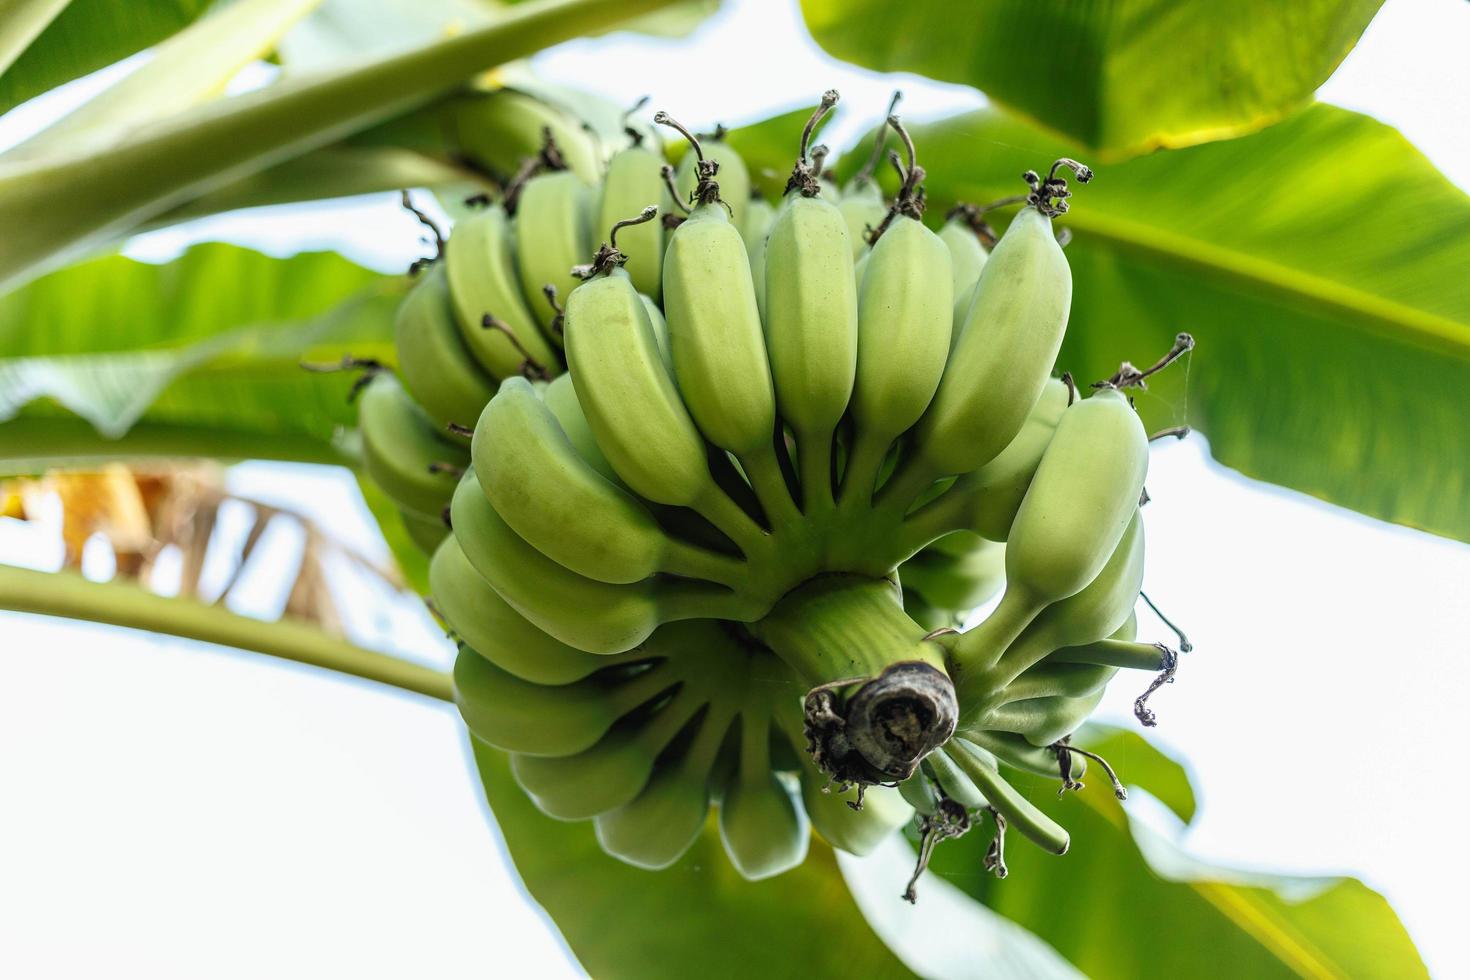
[346,88,1190,883]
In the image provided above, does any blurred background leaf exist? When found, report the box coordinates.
[920,725,1426,978]
[470,736,916,980]
[0,243,397,472]
[833,103,1470,544]
[0,0,684,290]
[0,0,212,114]
[801,0,1383,158]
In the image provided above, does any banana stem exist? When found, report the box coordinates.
[0,564,452,701]
[751,574,956,786]
[872,455,941,522]
[751,574,943,687]
[835,429,891,512]
[740,448,803,531]
[891,478,979,559]
[794,428,836,515]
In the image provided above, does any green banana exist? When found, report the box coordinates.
[987,513,1145,687]
[984,684,1110,747]
[936,212,988,342]
[444,204,559,378]
[594,702,737,869]
[662,201,777,459]
[961,728,1088,781]
[899,533,1005,614]
[358,373,466,517]
[473,378,742,587]
[451,88,601,184]
[399,506,448,554]
[675,136,750,231]
[836,181,886,260]
[899,769,942,816]
[799,773,912,856]
[640,294,675,375]
[511,685,706,820]
[597,144,666,297]
[742,197,776,322]
[889,379,1068,560]
[393,263,497,438]
[891,204,1072,509]
[925,748,987,810]
[429,537,614,685]
[562,269,762,547]
[947,739,1069,854]
[950,387,1148,673]
[540,372,621,485]
[762,191,858,512]
[515,170,594,339]
[451,473,742,654]
[841,214,953,508]
[719,703,808,880]
[453,648,677,756]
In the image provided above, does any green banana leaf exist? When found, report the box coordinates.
[10,0,323,158]
[916,726,1426,978]
[0,243,397,473]
[833,104,1470,545]
[799,0,1384,159]
[0,0,685,290]
[468,736,917,980]
[0,0,211,115]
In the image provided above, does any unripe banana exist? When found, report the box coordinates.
[511,687,705,820]
[936,213,989,342]
[429,537,612,685]
[663,202,776,459]
[925,749,987,810]
[899,535,1005,615]
[841,216,953,508]
[989,513,1144,686]
[399,506,448,554]
[540,373,622,485]
[742,197,776,322]
[950,387,1148,672]
[762,193,858,511]
[393,263,497,438]
[947,739,1069,854]
[452,88,601,184]
[890,379,1068,560]
[720,770,808,881]
[595,702,736,869]
[984,684,1110,748]
[836,181,886,260]
[799,774,912,856]
[1000,661,1119,703]
[358,373,466,517]
[444,204,559,378]
[597,145,666,297]
[451,473,741,653]
[562,272,714,509]
[453,647,676,756]
[898,769,941,817]
[640,294,675,375]
[473,378,741,587]
[675,138,749,231]
[962,729,1088,781]
[516,171,594,338]
[896,206,1071,502]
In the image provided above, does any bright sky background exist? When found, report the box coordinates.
[2,0,1469,976]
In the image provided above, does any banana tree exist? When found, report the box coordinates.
[1,0,1458,976]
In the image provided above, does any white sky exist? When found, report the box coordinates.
[3,0,1470,976]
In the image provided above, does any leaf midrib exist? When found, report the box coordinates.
[1065,207,1470,363]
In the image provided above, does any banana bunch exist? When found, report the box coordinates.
[346,89,1193,884]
